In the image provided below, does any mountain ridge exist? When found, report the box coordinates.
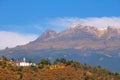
[23,24,120,50]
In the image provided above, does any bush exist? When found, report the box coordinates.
[18,66,23,72]
[38,64,44,69]
[2,61,6,68]
[40,59,51,65]
[19,72,23,79]
[31,66,38,71]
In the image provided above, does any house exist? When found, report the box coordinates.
[15,58,36,66]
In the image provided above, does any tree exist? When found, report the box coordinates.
[114,72,119,76]
[11,58,14,61]
[1,56,8,61]
[40,58,51,65]
[54,58,60,64]
[60,58,67,64]
[18,67,23,72]
[2,61,6,68]
[31,65,38,71]
[19,72,23,80]
[29,59,32,63]
[66,60,73,65]
[38,64,44,69]
[97,65,101,68]
[54,58,67,64]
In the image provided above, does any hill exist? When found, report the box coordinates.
[0,57,120,80]
[0,24,120,72]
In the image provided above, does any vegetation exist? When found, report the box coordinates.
[0,57,120,80]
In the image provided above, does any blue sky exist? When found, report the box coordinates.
[0,0,120,49]
[0,0,120,34]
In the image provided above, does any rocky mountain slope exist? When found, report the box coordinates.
[17,24,120,50]
[0,24,120,72]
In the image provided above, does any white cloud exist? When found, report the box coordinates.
[0,31,38,50]
[47,17,120,29]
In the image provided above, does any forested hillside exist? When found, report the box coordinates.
[0,57,120,80]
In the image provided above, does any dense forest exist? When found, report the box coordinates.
[0,56,120,80]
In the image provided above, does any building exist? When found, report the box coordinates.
[16,58,36,66]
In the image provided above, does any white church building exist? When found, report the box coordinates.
[16,58,36,66]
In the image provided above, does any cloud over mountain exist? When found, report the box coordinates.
[47,17,120,30]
